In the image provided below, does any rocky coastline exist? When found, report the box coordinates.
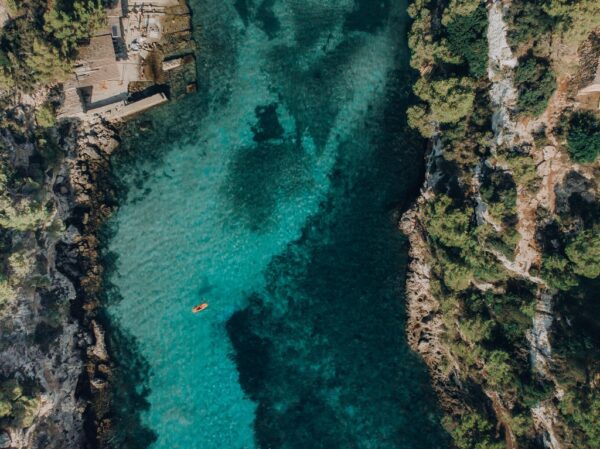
[0,97,119,448]
[400,140,465,413]
[401,1,599,449]
[0,0,197,446]
[1,0,597,448]
[54,117,122,449]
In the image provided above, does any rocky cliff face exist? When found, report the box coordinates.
[0,102,120,448]
[53,118,121,449]
[401,195,466,411]
[0,0,199,444]
[402,1,599,448]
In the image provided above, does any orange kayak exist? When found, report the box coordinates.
[192,303,209,313]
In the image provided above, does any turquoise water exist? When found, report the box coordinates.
[102,1,450,448]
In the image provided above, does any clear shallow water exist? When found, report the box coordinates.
[102,1,450,448]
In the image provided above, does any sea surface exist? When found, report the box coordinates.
[101,1,450,448]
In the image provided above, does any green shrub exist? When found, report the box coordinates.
[24,39,72,85]
[483,231,518,259]
[465,250,510,284]
[442,0,481,25]
[481,181,516,212]
[4,0,19,15]
[0,197,52,231]
[443,412,505,449]
[565,228,600,279]
[35,104,56,128]
[484,350,515,389]
[480,168,518,224]
[559,391,600,449]
[441,257,474,291]
[483,287,536,338]
[0,276,16,306]
[0,398,10,418]
[44,0,106,56]
[413,77,476,125]
[0,0,105,89]
[0,379,39,427]
[515,54,556,117]
[541,254,578,291]
[407,104,436,138]
[8,250,35,280]
[425,195,510,288]
[566,111,600,163]
[544,0,574,19]
[498,152,540,192]
[508,412,533,437]
[446,4,489,78]
[459,317,494,344]
[541,226,600,289]
[425,195,473,250]
[507,2,554,51]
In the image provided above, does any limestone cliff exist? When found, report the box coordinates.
[0,88,119,448]
[402,1,599,448]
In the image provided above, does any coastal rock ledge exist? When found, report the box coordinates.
[0,109,121,449]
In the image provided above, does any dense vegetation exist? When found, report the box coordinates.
[407,1,600,448]
[0,0,105,90]
[514,53,556,117]
[445,4,488,78]
[0,94,64,434]
[0,379,39,429]
[0,0,596,445]
[407,0,489,145]
[0,0,96,300]
[0,95,63,312]
[566,111,600,163]
[1,21,66,439]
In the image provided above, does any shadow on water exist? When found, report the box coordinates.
[221,103,311,232]
[222,139,311,232]
[226,64,451,449]
[100,1,452,447]
[344,0,391,33]
[235,0,280,38]
[99,316,158,449]
[266,35,366,152]
[98,225,157,449]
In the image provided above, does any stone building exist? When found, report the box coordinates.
[59,0,196,120]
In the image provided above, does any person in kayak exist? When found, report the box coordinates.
[192,303,208,313]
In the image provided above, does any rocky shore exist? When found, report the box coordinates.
[0,99,119,448]
[401,1,599,448]
[0,0,200,445]
[54,117,122,449]
[400,140,465,413]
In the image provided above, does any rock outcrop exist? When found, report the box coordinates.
[401,1,599,448]
[54,117,122,448]
[0,105,121,448]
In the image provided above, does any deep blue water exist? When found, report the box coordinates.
[101,1,450,448]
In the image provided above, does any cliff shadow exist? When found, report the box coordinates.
[226,63,450,449]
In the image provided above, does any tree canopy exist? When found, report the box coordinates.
[567,112,600,163]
